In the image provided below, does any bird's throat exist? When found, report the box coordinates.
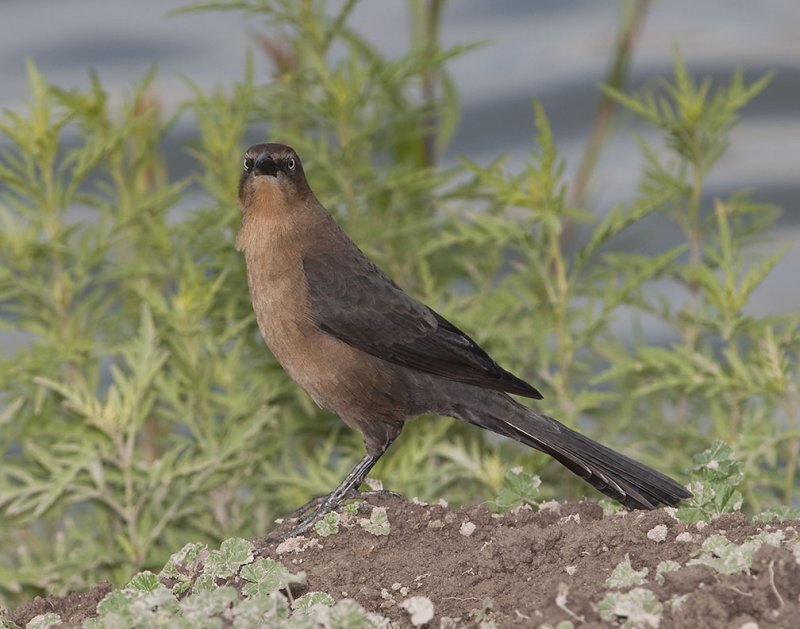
[235,183,293,252]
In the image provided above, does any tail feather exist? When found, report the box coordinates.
[442,388,691,509]
[509,420,691,509]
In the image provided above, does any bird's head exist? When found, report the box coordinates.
[237,143,311,212]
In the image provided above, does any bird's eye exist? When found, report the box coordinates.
[243,157,254,172]
[287,157,296,171]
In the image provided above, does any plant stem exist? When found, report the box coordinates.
[567,0,651,214]
[417,0,444,167]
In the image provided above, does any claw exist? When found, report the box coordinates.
[276,488,403,540]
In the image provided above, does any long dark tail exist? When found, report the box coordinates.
[438,385,691,509]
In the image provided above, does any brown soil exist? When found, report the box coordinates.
[6,582,111,628]
[7,496,800,628]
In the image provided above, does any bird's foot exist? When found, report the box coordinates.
[351,489,403,501]
[277,489,402,541]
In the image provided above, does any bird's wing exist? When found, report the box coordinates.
[302,248,542,399]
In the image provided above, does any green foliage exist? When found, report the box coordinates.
[654,561,681,585]
[10,536,383,628]
[593,525,800,627]
[677,441,744,524]
[159,542,208,595]
[240,558,303,598]
[0,58,287,605]
[0,0,797,609]
[604,49,772,177]
[358,506,391,536]
[204,538,254,581]
[595,588,663,629]
[21,614,62,629]
[292,591,335,612]
[493,467,541,512]
[688,529,788,575]
[314,512,341,537]
[605,554,649,589]
[753,505,800,523]
[600,51,797,512]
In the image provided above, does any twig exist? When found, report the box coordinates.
[556,582,586,623]
[565,0,651,236]
[768,559,784,608]
[418,0,445,167]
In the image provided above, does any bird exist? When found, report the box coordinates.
[235,142,691,535]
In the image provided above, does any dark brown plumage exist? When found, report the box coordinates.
[236,142,691,535]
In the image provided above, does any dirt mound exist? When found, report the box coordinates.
[7,495,800,627]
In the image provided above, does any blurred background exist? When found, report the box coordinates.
[1,0,799,607]
[3,0,798,321]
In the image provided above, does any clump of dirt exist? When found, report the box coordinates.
[6,582,111,628]
[7,495,800,627]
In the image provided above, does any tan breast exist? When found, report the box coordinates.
[240,214,407,428]
[243,235,331,396]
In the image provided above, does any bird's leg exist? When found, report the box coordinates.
[282,452,383,538]
[286,487,401,520]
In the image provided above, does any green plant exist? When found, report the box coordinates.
[493,467,541,512]
[677,440,744,523]
[3,538,382,628]
[600,52,797,511]
[1,0,796,609]
[0,63,284,603]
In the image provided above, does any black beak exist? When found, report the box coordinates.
[254,153,278,177]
